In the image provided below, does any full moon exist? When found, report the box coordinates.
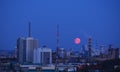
[74,38,81,44]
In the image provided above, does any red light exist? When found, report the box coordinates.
[74,38,81,44]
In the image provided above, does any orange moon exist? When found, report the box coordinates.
[74,38,81,44]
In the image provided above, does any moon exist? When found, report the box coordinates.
[74,38,81,44]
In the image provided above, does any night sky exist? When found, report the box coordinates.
[0,0,120,51]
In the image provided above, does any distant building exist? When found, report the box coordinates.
[68,51,81,63]
[87,37,92,62]
[26,37,38,63]
[52,51,57,63]
[66,51,71,57]
[58,48,66,58]
[108,47,119,59]
[88,37,92,58]
[33,47,52,65]
[119,49,120,58]
[17,37,26,63]
[16,22,38,63]
[17,37,38,63]
[99,45,107,58]
[81,45,88,58]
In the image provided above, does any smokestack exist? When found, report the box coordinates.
[28,22,31,37]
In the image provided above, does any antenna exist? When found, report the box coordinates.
[28,22,31,37]
[56,24,60,55]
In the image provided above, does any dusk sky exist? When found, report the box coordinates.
[0,0,120,50]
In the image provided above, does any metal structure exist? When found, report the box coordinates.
[28,22,31,37]
[56,24,60,57]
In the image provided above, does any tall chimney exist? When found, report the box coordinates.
[28,22,31,37]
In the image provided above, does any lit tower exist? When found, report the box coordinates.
[88,37,92,58]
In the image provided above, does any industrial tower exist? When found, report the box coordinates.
[88,37,92,61]
[28,22,31,37]
[56,24,60,57]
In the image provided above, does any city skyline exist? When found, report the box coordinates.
[0,0,120,50]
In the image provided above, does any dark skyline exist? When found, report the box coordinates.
[0,0,120,50]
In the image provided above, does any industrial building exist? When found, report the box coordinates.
[33,47,52,65]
